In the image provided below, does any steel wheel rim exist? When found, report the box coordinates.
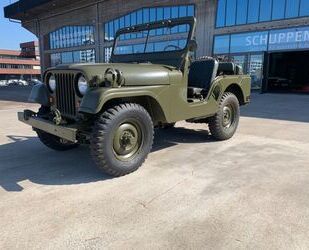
[113,121,143,161]
[222,105,235,128]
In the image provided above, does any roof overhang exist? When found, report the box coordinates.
[4,0,52,20]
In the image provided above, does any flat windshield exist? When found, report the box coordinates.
[114,24,190,55]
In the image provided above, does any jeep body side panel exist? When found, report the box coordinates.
[79,70,250,124]
[162,72,251,122]
[213,75,251,104]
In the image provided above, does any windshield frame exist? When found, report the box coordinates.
[110,17,196,68]
[113,24,191,56]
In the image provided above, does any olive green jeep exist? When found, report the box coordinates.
[18,17,251,177]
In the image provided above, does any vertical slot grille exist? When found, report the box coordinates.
[55,73,76,118]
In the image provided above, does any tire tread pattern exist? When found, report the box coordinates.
[90,103,154,177]
[208,92,240,141]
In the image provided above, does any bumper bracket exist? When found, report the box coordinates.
[18,111,77,143]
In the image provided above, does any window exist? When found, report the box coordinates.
[50,53,61,67]
[50,49,95,67]
[187,5,194,16]
[236,0,248,25]
[216,0,309,28]
[213,35,230,54]
[104,47,113,62]
[171,6,179,18]
[216,0,226,27]
[114,25,190,55]
[104,5,195,42]
[247,0,260,24]
[49,25,95,49]
[179,6,187,17]
[286,0,300,18]
[272,0,285,20]
[103,5,195,62]
[226,0,237,26]
[144,8,150,23]
[259,0,272,22]
[248,54,264,90]
[300,0,309,16]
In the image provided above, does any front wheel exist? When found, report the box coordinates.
[90,103,154,177]
[208,92,240,141]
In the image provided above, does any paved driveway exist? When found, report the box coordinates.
[1,87,309,249]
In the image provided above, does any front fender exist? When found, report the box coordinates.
[28,83,50,106]
[79,86,166,115]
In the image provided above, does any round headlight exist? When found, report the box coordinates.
[77,75,88,96]
[48,75,56,93]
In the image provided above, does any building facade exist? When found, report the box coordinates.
[0,41,41,80]
[4,0,309,93]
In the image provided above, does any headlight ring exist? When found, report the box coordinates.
[47,74,56,93]
[76,75,88,97]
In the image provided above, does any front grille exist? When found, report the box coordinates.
[55,73,77,118]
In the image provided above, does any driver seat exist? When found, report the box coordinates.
[188,58,219,99]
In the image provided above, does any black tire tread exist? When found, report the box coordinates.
[90,103,154,177]
[208,92,240,141]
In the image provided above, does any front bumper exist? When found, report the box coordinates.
[18,111,77,143]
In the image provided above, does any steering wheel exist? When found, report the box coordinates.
[163,44,182,51]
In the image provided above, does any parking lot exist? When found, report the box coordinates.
[1,86,309,249]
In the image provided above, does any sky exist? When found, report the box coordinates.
[0,0,37,50]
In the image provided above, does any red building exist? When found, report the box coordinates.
[0,41,41,80]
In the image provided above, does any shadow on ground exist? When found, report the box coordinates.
[241,93,309,123]
[0,126,212,192]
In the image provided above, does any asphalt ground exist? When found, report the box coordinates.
[1,86,309,249]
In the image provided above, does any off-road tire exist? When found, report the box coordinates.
[90,103,154,177]
[36,129,79,151]
[208,92,240,141]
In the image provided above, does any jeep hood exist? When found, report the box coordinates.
[51,63,177,86]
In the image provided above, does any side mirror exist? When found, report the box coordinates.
[188,40,197,52]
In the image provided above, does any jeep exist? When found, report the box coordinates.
[18,17,251,177]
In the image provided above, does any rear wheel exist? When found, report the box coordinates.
[208,92,240,141]
[90,103,154,177]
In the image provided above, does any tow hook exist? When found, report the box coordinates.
[51,107,62,125]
